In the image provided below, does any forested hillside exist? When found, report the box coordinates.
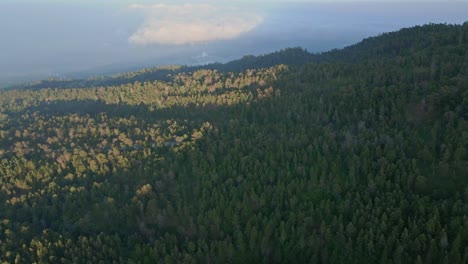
[0,23,467,263]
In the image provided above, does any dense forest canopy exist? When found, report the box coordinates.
[0,23,467,263]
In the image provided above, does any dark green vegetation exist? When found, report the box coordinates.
[1,23,467,263]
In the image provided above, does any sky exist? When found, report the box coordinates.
[0,0,467,87]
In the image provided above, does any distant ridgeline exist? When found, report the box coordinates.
[9,22,468,91]
[8,48,312,90]
[0,23,467,263]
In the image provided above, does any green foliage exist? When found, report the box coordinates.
[0,23,467,263]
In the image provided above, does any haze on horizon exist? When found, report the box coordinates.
[0,0,467,87]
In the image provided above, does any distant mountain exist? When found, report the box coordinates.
[8,22,467,92]
[7,48,313,90]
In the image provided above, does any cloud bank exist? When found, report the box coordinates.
[128,3,262,45]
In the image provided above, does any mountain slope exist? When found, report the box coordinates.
[0,23,467,263]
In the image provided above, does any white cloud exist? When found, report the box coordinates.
[128,3,262,45]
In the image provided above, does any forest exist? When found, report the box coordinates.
[0,23,467,263]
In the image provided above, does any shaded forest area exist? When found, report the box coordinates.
[0,23,467,263]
